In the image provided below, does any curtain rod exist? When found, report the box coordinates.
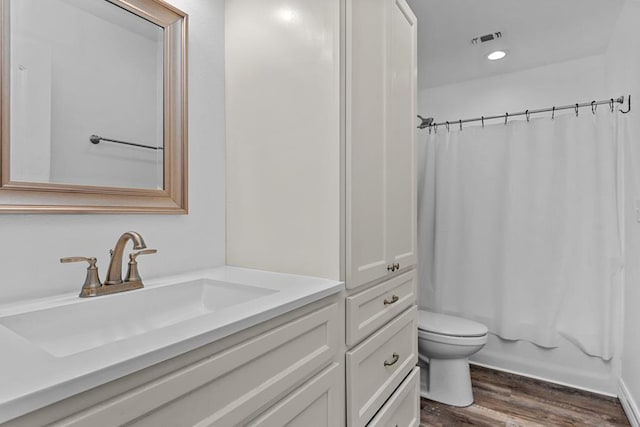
[417,95,631,131]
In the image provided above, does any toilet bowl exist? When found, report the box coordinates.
[417,310,488,407]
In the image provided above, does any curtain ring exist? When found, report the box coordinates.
[610,98,615,113]
[591,101,597,114]
[459,120,462,131]
[575,104,579,117]
[428,124,432,135]
[481,116,485,127]
[525,110,530,122]
[434,123,438,133]
[446,121,450,132]
[504,112,509,125]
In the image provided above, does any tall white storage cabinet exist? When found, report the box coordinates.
[344,1,419,424]
[226,0,418,425]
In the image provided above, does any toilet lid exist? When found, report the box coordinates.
[418,310,488,337]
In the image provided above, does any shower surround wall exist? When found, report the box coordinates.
[0,0,226,305]
[419,53,627,393]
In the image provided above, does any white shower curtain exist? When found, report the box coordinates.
[418,111,623,360]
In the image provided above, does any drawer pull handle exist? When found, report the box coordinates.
[384,294,399,305]
[384,352,399,367]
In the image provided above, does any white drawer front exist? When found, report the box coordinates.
[54,303,338,427]
[367,366,420,427]
[346,270,416,346]
[347,306,417,427]
[247,363,341,427]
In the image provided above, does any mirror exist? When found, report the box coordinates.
[0,0,188,213]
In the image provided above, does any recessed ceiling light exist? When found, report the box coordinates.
[487,50,507,61]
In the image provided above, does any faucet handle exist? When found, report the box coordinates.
[61,256,96,264]
[125,249,157,285]
[130,249,157,261]
[60,256,103,298]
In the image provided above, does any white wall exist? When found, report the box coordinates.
[0,0,226,305]
[607,0,640,422]
[420,54,625,394]
[225,0,342,280]
[420,55,608,126]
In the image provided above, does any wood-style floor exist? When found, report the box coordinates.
[420,365,630,427]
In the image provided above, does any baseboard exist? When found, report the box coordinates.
[469,361,617,398]
[619,379,640,427]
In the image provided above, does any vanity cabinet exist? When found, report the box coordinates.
[4,297,343,427]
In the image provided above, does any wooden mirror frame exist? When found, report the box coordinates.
[0,0,188,213]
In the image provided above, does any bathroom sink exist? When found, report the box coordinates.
[0,278,277,357]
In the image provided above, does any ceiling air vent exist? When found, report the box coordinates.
[471,32,502,45]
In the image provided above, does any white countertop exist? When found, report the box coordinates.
[0,266,344,424]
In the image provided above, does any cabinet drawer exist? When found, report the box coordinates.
[53,303,338,427]
[367,366,420,427]
[346,270,416,346]
[247,363,341,427]
[346,306,417,426]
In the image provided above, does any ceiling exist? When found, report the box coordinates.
[406,0,626,89]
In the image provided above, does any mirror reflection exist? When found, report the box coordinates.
[9,0,164,190]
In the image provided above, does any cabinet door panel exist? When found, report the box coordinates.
[346,0,389,289]
[347,0,417,290]
[386,0,417,271]
[246,363,341,427]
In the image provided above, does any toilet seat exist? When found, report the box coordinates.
[418,329,487,346]
[418,310,488,337]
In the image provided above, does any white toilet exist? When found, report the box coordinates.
[417,309,488,407]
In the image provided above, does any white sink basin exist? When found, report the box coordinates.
[0,278,277,357]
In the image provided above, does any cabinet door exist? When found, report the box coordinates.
[346,0,390,289]
[386,0,417,272]
[246,363,342,427]
[347,0,417,289]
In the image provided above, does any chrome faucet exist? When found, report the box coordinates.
[104,231,147,285]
